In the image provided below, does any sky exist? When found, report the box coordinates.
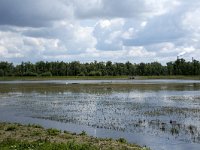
[0,0,200,64]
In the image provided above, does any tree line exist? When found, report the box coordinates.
[0,58,200,77]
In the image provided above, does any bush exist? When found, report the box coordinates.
[77,72,85,76]
[23,72,38,76]
[88,71,102,76]
[40,72,52,77]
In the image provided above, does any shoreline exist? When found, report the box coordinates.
[0,122,148,150]
[0,75,200,81]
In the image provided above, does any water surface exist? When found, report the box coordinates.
[0,80,200,150]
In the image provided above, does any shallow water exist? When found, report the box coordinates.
[0,80,200,150]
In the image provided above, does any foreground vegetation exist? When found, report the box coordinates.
[0,58,200,77]
[0,122,149,150]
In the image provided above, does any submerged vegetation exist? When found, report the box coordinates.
[0,122,149,150]
[0,58,200,78]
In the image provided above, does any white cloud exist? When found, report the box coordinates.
[23,21,96,54]
[0,0,200,64]
[126,46,156,57]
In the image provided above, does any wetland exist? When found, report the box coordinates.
[0,79,200,150]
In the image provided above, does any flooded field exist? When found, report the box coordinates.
[0,80,200,150]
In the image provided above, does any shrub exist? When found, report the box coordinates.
[23,71,38,76]
[77,72,85,76]
[88,71,102,76]
[40,72,52,77]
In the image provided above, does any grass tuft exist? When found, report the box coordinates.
[117,138,127,144]
[47,128,60,136]
[79,130,87,136]
[5,126,16,131]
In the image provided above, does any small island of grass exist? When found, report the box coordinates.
[0,122,149,150]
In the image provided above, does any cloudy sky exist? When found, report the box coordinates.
[0,0,199,64]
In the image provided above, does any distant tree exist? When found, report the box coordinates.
[0,69,4,76]
[167,62,173,75]
[0,58,200,77]
[106,61,113,76]
[137,63,145,76]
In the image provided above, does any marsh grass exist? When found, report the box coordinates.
[5,126,17,131]
[170,127,179,135]
[0,138,97,150]
[47,128,60,136]
[0,122,146,150]
[79,130,87,136]
[117,138,127,144]
[28,124,43,129]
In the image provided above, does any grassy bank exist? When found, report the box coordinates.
[0,122,148,150]
[0,76,129,81]
[0,75,200,81]
[137,75,200,80]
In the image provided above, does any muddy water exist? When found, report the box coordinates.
[0,80,200,150]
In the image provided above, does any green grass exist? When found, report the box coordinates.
[79,130,87,136]
[0,122,148,150]
[137,75,200,80]
[47,128,60,136]
[0,76,129,81]
[117,138,127,144]
[27,124,43,129]
[0,138,97,150]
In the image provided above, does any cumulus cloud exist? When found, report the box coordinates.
[0,0,199,64]
[123,13,185,46]
[23,20,96,54]
[93,19,124,50]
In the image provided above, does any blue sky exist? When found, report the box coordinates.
[0,0,199,64]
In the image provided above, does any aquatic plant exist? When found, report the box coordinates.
[170,127,179,135]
